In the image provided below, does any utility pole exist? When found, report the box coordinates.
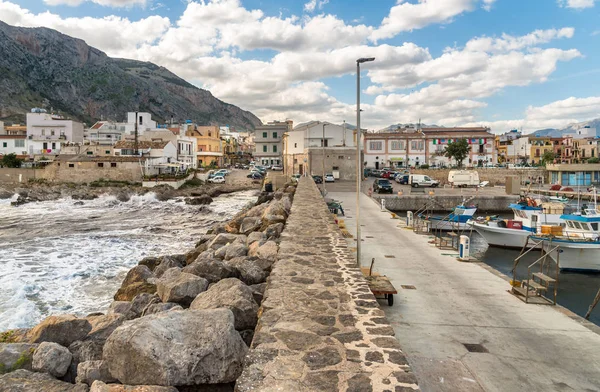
[322,123,327,195]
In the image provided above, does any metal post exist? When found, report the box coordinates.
[356,62,361,267]
[322,123,326,195]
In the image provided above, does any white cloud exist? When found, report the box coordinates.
[43,0,147,7]
[482,0,496,11]
[304,0,329,13]
[464,27,575,53]
[558,0,597,9]
[0,0,589,130]
[371,0,485,42]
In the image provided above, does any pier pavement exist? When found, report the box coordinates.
[328,183,600,392]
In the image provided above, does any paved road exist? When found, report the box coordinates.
[329,188,600,392]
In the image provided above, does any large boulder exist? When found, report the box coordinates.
[182,258,236,284]
[195,234,216,248]
[207,233,239,251]
[32,342,72,378]
[153,256,185,279]
[64,339,105,382]
[190,278,258,330]
[0,343,37,373]
[27,315,92,346]
[114,266,156,301]
[262,200,287,220]
[224,243,248,260]
[0,369,89,391]
[76,361,116,385]
[223,257,268,286]
[141,303,183,316]
[249,283,267,305]
[138,257,161,272]
[86,314,126,340]
[248,240,278,262]
[126,293,161,320]
[264,223,284,239]
[184,243,208,266]
[185,195,213,205]
[182,259,235,283]
[102,309,247,386]
[90,380,177,391]
[156,268,208,306]
[214,244,229,260]
[239,217,262,235]
[246,231,266,247]
[107,301,132,317]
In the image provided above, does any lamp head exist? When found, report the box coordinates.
[357,57,375,64]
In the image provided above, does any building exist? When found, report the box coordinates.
[184,124,224,167]
[26,109,84,157]
[282,121,358,178]
[44,155,144,183]
[113,140,178,176]
[0,122,28,159]
[137,129,197,170]
[574,138,598,163]
[254,121,292,167]
[528,136,556,165]
[495,130,521,163]
[85,121,127,145]
[547,163,600,186]
[364,127,496,169]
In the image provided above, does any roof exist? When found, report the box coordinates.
[0,135,26,139]
[114,140,170,149]
[90,121,106,130]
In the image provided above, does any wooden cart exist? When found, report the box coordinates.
[362,259,398,306]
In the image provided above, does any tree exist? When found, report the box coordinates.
[587,157,600,164]
[444,139,469,168]
[1,153,23,168]
[541,150,556,166]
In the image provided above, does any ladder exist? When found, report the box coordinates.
[511,235,560,305]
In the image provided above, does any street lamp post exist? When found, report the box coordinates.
[356,57,375,268]
[322,123,329,195]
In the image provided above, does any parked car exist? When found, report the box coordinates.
[291,174,301,183]
[208,175,225,184]
[325,173,335,182]
[409,174,439,188]
[271,165,283,171]
[395,174,410,184]
[313,175,323,184]
[215,169,230,176]
[373,179,394,194]
[247,172,263,179]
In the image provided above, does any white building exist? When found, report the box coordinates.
[254,121,292,166]
[137,129,197,169]
[26,110,84,156]
[286,121,356,154]
[85,121,128,145]
[126,112,157,134]
[113,140,178,175]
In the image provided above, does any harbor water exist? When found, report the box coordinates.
[0,190,258,331]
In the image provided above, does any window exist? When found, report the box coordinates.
[411,141,424,150]
[2,142,6,148]
[369,141,383,150]
[273,145,277,153]
[263,145,267,152]
[111,163,117,168]
[592,223,598,231]
[105,150,110,154]
[14,140,24,148]
[87,151,93,155]
[51,143,56,150]
[293,159,298,163]
[391,141,404,150]
[338,156,344,159]
[320,139,329,147]
[479,145,484,154]
[262,132,268,138]
[51,130,55,136]
[41,129,45,136]
[294,143,297,148]
[97,162,104,168]
[573,222,582,230]
[68,163,74,168]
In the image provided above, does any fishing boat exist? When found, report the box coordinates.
[421,205,477,231]
[468,198,567,249]
[531,195,600,271]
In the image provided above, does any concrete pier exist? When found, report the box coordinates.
[329,185,600,392]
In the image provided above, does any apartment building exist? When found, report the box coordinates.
[254,120,292,167]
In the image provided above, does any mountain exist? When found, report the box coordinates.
[528,118,600,138]
[0,21,261,130]
[377,123,441,132]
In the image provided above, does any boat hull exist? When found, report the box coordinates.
[538,239,600,271]
[470,221,534,249]
[429,218,471,231]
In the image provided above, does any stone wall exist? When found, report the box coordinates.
[412,168,547,186]
[0,168,38,183]
[373,194,519,212]
[42,162,142,183]
[236,178,418,391]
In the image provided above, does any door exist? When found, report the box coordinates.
[375,161,379,169]
[299,164,304,175]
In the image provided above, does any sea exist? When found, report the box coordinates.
[0,190,258,331]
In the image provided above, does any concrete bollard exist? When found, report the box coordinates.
[459,235,470,259]
[407,211,414,227]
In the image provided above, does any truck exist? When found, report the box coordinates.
[409,174,439,188]
[448,170,479,187]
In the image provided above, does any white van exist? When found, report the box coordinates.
[409,174,440,188]
[448,170,479,187]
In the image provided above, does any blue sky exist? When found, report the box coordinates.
[1,0,600,132]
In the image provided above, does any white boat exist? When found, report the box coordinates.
[469,200,566,249]
[532,206,600,271]
[426,205,477,231]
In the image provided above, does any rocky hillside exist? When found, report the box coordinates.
[0,21,261,129]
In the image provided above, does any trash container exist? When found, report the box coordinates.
[265,183,273,192]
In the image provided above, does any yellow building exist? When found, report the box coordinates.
[184,125,223,167]
[529,137,554,165]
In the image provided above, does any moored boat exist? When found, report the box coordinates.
[423,205,477,231]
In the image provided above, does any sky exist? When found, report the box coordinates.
[1,0,600,133]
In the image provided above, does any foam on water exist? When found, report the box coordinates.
[0,189,258,330]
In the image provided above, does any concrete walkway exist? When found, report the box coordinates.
[329,189,600,392]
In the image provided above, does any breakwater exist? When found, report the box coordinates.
[236,177,418,391]
[373,194,519,212]
[0,185,295,390]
